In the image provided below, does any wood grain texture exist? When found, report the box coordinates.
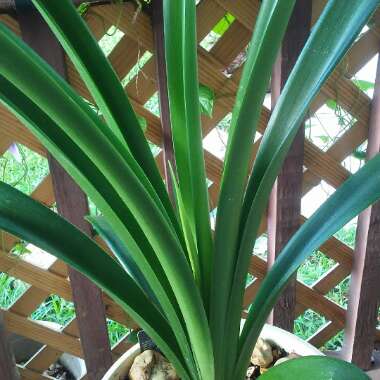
[267,0,312,332]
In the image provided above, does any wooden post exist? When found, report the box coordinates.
[151,0,176,199]
[267,0,312,331]
[0,312,20,380]
[342,50,380,370]
[16,5,113,379]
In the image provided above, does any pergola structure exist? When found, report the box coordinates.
[0,0,379,379]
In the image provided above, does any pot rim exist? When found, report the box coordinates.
[101,323,323,380]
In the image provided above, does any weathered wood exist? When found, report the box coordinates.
[342,51,380,369]
[267,0,312,331]
[151,0,175,198]
[16,5,113,379]
[0,311,20,380]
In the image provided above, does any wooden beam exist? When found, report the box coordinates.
[0,311,20,380]
[16,6,113,379]
[267,0,312,331]
[0,136,12,155]
[342,51,380,370]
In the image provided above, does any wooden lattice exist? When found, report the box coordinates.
[0,0,380,378]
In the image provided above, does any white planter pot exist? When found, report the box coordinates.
[102,324,323,380]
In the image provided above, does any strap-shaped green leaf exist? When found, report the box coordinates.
[31,0,178,235]
[0,76,198,379]
[260,356,369,380]
[235,153,380,379]
[87,215,160,308]
[164,0,213,311]
[0,21,211,379]
[169,164,201,286]
[209,2,295,376]
[0,21,176,238]
[226,2,379,378]
[0,181,191,380]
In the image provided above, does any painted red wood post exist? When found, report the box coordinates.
[342,51,380,370]
[0,311,20,380]
[151,0,176,199]
[16,6,113,379]
[267,0,312,331]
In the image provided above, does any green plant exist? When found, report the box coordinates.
[0,1,378,379]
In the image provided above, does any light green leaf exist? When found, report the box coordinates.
[212,13,235,36]
[77,2,90,16]
[353,78,375,92]
[325,98,337,110]
[137,114,148,133]
[199,84,215,117]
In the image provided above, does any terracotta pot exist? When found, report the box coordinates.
[102,324,323,380]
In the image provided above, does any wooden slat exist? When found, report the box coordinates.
[18,366,53,380]
[107,34,141,80]
[210,20,250,68]
[5,311,83,358]
[0,251,133,326]
[0,135,12,154]
[308,321,340,348]
[24,345,62,377]
[196,0,226,40]
[0,107,45,155]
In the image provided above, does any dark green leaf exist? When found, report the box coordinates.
[0,74,197,380]
[164,0,214,320]
[210,3,296,377]
[260,356,369,380]
[32,0,182,246]
[236,153,380,379]
[0,181,191,380]
[87,215,158,306]
[228,2,379,378]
